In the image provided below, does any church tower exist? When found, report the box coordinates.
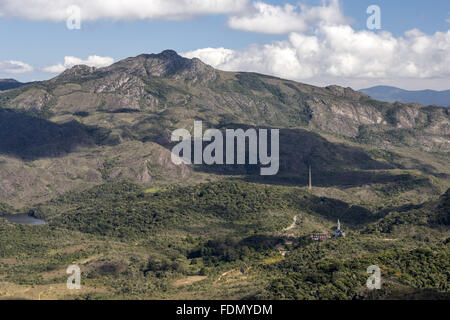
[334,219,345,238]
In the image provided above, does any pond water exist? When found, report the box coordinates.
[4,214,46,226]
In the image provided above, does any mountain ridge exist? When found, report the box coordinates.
[0,50,449,207]
[52,50,217,84]
[2,50,448,139]
[0,78,25,91]
[360,85,450,107]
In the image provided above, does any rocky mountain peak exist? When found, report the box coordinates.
[52,65,97,82]
[103,50,217,82]
[48,50,216,84]
[155,49,180,58]
[325,85,369,100]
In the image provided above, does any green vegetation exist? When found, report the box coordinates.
[1,180,448,299]
[0,51,448,300]
[262,244,449,300]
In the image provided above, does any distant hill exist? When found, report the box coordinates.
[0,79,25,91]
[360,85,450,107]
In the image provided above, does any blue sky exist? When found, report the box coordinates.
[1,0,449,90]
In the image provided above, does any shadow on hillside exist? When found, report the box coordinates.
[0,108,115,160]
[189,125,403,188]
[240,170,419,189]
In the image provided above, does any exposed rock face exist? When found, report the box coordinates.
[53,65,97,82]
[1,49,447,149]
[103,50,217,83]
[0,140,192,206]
[140,161,152,183]
[325,85,369,100]
[0,49,448,206]
[9,88,53,111]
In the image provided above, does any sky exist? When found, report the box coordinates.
[0,0,449,90]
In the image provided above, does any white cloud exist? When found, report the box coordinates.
[184,47,236,67]
[228,2,307,34]
[3,0,449,89]
[0,60,33,74]
[43,55,115,73]
[228,0,349,34]
[183,25,450,89]
[0,0,249,21]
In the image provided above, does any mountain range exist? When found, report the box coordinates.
[360,85,450,107]
[0,50,449,205]
[0,50,449,300]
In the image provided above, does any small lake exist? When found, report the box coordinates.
[4,214,46,226]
